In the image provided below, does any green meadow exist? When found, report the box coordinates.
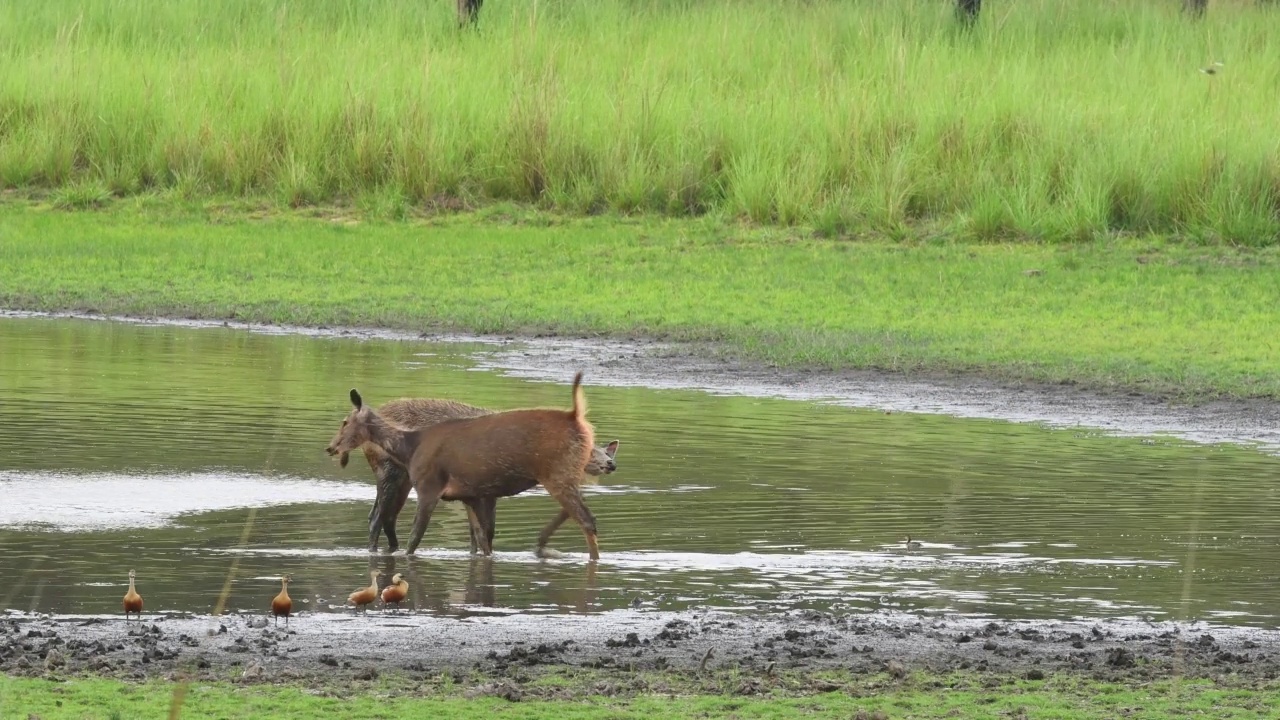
[1,0,1279,242]
[2,0,1279,395]
[3,673,1278,720]
[3,203,1279,399]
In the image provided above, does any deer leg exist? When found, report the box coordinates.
[383,469,413,554]
[462,498,496,556]
[482,496,497,555]
[368,458,402,552]
[536,508,571,554]
[540,482,599,561]
[463,499,485,555]
[465,501,480,555]
[405,469,447,556]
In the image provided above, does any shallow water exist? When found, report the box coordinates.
[2,316,1279,625]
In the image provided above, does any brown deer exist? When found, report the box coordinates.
[327,372,603,560]
[348,397,618,554]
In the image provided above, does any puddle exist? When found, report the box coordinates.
[1,315,1279,626]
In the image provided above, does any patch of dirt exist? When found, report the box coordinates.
[4,610,1280,689]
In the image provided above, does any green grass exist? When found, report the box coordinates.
[2,0,1280,243]
[2,673,1279,720]
[2,202,1279,399]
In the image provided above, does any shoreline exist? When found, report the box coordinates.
[5,309,1280,456]
[4,607,1279,688]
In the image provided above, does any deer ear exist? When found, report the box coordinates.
[350,389,363,409]
[605,440,619,458]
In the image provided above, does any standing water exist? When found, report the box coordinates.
[1,316,1278,625]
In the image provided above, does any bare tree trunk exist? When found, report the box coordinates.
[956,0,981,24]
[1184,0,1207,16]
[457,0,482,27]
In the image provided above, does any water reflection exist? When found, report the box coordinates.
[1,316,1279,626]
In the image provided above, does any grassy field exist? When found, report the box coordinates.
[2,201,1279,399]
[3,673,1278,720]
[2,0,1279,243]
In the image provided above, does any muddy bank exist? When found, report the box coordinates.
[4,609,1279,692]
[5,310,1280,455]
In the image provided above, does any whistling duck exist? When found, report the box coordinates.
[902,535,923,550]
[272,574,293,626]
[348,570,379,613]
[122,569,143,622]
[381,572,408,612]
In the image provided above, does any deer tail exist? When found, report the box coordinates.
[570,371,587,424]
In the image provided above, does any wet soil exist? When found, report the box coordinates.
[6,310,1279,455]
[4,610,1279,692]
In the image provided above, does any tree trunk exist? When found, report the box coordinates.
[956,0,981,23]
[457,0,482,27]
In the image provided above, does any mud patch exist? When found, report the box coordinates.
[4,610,1280,688]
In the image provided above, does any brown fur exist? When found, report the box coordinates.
[354,396,618,554]
[327,373,603,560]
[355,398,487,554]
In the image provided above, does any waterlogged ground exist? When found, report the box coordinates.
[2,316,1280,631]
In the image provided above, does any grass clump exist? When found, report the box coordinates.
[2,672,1279,719]
[1,0,1279,242]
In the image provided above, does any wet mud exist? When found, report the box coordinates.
[4,609,1279,691]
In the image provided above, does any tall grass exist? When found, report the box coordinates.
[2,0,1279,243]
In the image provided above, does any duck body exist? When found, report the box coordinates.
[381,573,408,611]
[272,575,293,626]
[122,570,143,622]
[348,571,379,612]
[902,535,922,550]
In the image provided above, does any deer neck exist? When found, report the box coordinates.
[364,414,417,468]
